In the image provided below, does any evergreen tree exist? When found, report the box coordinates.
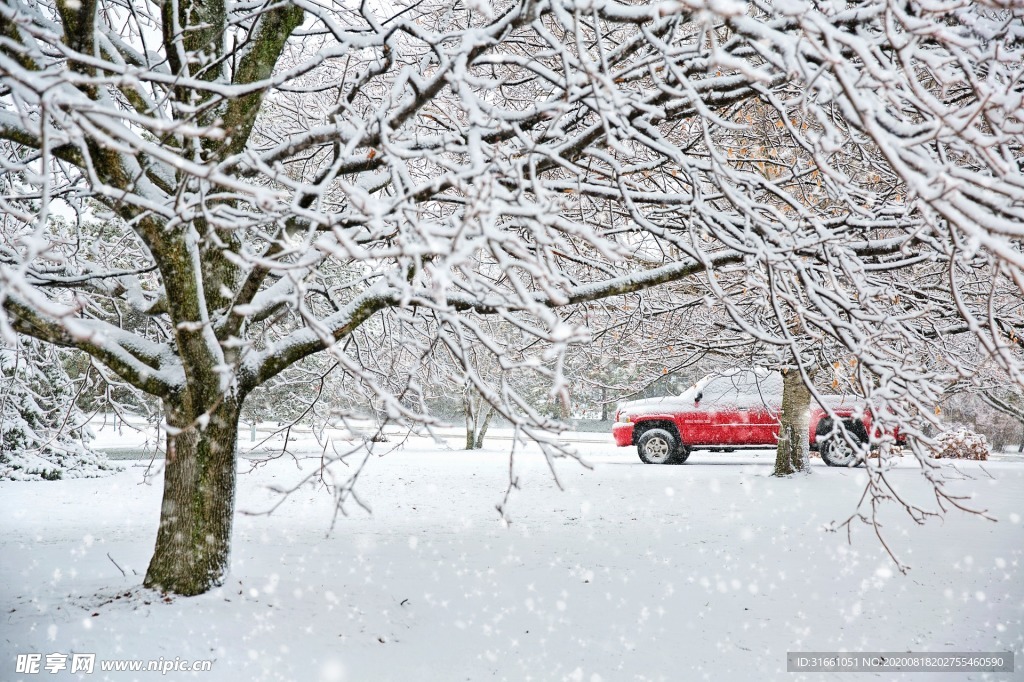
[1,340,117,480]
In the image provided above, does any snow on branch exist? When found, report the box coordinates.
[0,0,1021,545]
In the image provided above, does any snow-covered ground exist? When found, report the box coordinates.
[2,432,1022,681]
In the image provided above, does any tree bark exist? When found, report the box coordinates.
[464,391,493,450]
[143,398,240,596]
[465,393,476,450]
[773,368,814,477]
[473,407,494,449]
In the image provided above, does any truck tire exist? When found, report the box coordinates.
[637,428,687,465]
[818,419,868,467]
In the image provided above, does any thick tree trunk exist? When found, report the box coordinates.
[144,399,240,595]
[773,368,814,477]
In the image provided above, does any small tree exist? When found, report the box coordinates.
[0,340,114,480]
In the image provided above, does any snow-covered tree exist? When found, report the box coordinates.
[2,0,1022,594]
[0,339,116,480]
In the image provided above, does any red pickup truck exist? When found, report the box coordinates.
[612,369,870,466]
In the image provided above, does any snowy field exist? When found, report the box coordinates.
[2,432,1022,681]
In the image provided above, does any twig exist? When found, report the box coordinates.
[107,553,126,577]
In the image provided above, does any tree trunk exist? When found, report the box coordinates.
[773,368,814,477]
[464,390,493,450]
[473,406,494,449]
[465,393,476,450]
[144,398,240,596]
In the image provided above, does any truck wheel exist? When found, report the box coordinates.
[819,419,867,467]
[637,428,685,464]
